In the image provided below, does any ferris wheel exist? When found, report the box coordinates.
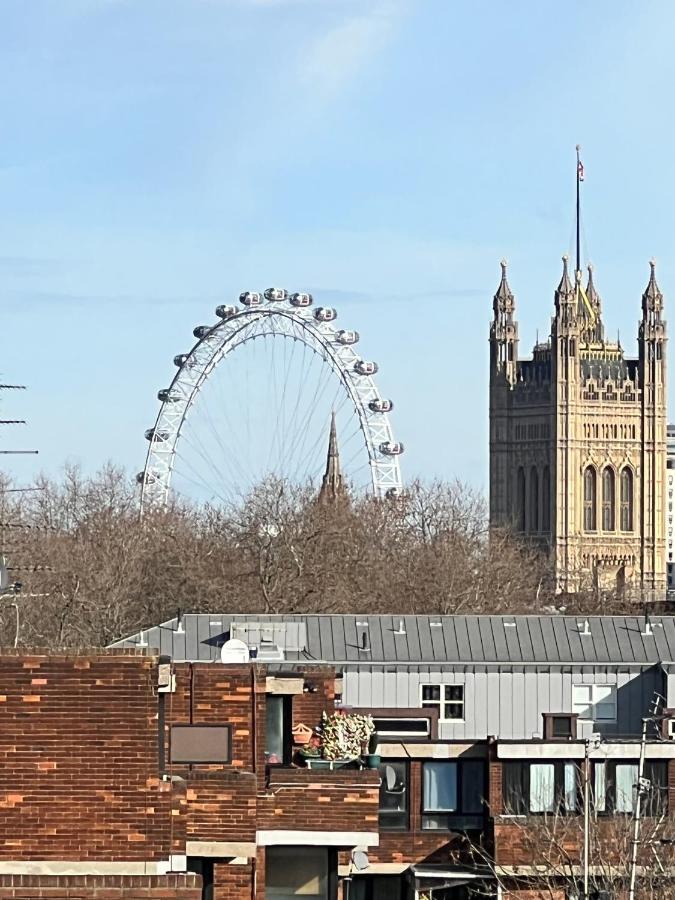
[137,289,403,510]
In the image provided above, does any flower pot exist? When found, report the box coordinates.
[365,753,381,769]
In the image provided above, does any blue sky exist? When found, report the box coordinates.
[1,0,675,491]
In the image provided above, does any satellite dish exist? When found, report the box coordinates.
[352,850,369,871]
[220,638,250,663]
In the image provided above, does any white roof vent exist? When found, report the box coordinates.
[578,619,591,636]
[220,638,250,663]
[255,643,285,662]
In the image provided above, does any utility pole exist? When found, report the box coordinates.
[628,693,663,900]
[583,737,590,900]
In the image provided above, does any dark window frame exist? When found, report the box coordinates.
[378,760,409,832]
[502,760,581,816]
[265,693,293,766]
[421,759,486,831]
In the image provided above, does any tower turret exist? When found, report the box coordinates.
[553,255,576,332]
[489,260,519,387]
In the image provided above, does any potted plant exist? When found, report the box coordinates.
[365,731,380,769]
[297,734,323,765]
[319,710,375,768]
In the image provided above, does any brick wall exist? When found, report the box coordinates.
[186,771,257,842]
[0,652,178,861]
[213,862,254,900]
[0,874,201,899]
[260,769,379,834]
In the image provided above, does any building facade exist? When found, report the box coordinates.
[111,613,675,899]
[489,258,668,596]
[667,423,675,589]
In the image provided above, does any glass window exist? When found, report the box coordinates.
[584,467,597,531]
[614,763,638,813]
[266,846,328,900]
[572,684,617,722]
[620,468,634,531]
[517,467,526,532]
[530,763,555,813]
[423,762,457,812]
[542,466,551,532]
[602,468,615,531]
[420,684,464,721]
[378,761,408,831]
[422,760,485,829]
[502,761,578,815]
[529,467,539,532]
[594,761,606,812]
[266,695,292,765]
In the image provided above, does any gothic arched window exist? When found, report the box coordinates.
[542,466,550,532]
[584,466,596,532]
[620,468,634,532]
[516,467,526,532]
[602,468,615,532]
[529,467,539,532]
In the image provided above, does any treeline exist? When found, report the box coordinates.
[0,464,600,648]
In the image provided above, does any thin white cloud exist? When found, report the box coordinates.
[299,1,404,100]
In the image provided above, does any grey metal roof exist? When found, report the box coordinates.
[110,614,675,667]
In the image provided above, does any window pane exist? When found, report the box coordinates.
[423,762,457,811]
[445,685,463,701]
[564,763,577,812]
[530,763,555,813]
[615,764,638,813]
[421,685,440,701]
[266,847,327,899]
[444,702,464,720]
[502,762,526,815]
[572,685,592,717]
[266,696,285,762]
[378,761,408,830]
[594,762,606,812]
[462,761,485,814]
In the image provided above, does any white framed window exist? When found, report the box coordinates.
[420,684,464,721]
[572,684,617,722]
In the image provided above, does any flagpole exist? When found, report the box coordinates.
[576,144,581,276]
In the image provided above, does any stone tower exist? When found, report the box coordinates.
[489,257,667,597]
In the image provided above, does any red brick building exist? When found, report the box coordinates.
[0,649,379,900]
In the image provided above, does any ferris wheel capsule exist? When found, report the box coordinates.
[215,304,237,319]
[174,354,189,368]
[314,307,337,322]
[264,287,288,302]
[369,398,393,413]
[145,428,169,442]
[354,360,378,376]
[380,441,404,456]
[158,388,180,403]
[290,292,313,308]
[193,325,211,339]
[336,330,359,345]
[136,470,159,485]
[239,291,262,307]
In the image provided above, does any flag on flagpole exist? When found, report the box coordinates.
[577,159,585,182]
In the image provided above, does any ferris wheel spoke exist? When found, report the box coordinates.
[139,298,402,508]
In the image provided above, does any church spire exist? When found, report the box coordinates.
[319,411,344,502]
[490,259,518,387]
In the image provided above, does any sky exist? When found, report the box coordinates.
[2,0,675,494]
